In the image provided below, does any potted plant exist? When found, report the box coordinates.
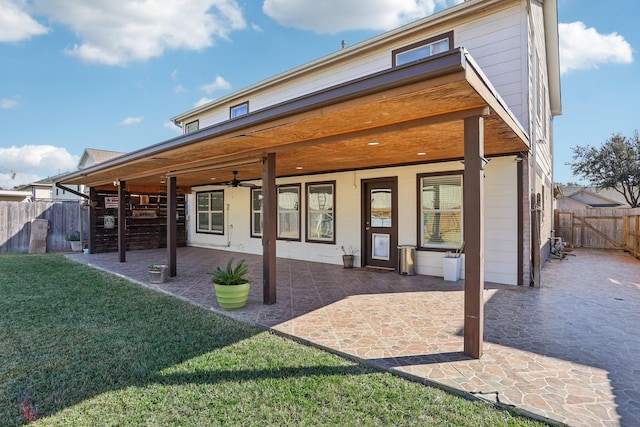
[210,258,251,310]
[148,263,169,284]
[66,231,82,252]
[341,245,358,268]
[442,242,464,281]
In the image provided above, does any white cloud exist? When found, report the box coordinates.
[194,97,214,108]
[174,84,186,94]
[171,69,179,79]
[1,97,19,109]
[559,22,633,75]
[0,145,79,180]
[164,121,183,133]
[201,75,232,94]
[0,0,49,42]
[262,0,463,34]
[31,0,247,65]
[120,116,144,126]
[251,23,263,32]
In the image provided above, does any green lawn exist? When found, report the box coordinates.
[0,254,548,426]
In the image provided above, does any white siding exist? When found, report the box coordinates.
[183,1,528,135]
[188,158,519,285]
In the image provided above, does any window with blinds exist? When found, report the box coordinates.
[419,173,463,249]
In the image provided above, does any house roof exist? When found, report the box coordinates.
[79,148,126,169]
[560,186,630,208]
[59,47,530,193]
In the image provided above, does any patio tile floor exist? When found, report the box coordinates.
[67,248,640,427]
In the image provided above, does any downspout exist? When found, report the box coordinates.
[55,182,90,199]
[527,0,541,287]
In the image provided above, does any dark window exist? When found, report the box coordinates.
[417,172,463,250]
[306,181,335,243]
[393,31,453,67]
[185,120,199,134]
[196,190,224,234]
[230,101,249,119]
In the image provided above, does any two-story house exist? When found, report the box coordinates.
[59,0,560,357]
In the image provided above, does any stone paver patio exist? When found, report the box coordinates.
[67,248,640,427]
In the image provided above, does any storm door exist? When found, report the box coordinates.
[362,177,398,269]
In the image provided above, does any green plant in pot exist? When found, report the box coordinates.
[66,231,82,252]
[210,258,251,310]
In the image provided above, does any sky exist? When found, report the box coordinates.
[0,0,636,189]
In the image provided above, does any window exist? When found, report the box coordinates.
[278,185,300,240]
[185,120,199,134]
[393,31,453,67]
[196,190,224,234]
[250,185,301,240]
[250,187,263,238]
[230,101,249,119]
[306,182,335,243]
[418,173,463,249]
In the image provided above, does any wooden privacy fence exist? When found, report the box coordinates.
[555,208,640,259]
[0,201,86,253]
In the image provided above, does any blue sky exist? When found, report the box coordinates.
[0,0,636,188]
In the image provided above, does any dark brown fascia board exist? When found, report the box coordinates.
[60,49,467,184]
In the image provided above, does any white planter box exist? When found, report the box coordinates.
[442,257,461,281]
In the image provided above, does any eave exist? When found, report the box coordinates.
[60,49,529,193]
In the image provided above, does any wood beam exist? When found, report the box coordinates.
[262,153,277,305]
[167,176,177,277]
[118,180,127,263]
[463,116,484,359]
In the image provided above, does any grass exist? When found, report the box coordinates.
[0,254,548,426]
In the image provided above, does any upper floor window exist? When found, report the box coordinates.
[393,31,453,67]
[418,172,463,250]
[230,101,249,119]
[185,120,199,134]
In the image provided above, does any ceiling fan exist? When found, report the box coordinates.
[220,170,257,188]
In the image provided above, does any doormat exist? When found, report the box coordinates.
[355,267,395,273]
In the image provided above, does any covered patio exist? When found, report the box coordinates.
[68,247,640,426]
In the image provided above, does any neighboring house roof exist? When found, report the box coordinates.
[79,148,126,169]
[0,189,32,202]
[558,186,630,208]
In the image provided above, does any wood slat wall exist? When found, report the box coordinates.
[92,190,187,253]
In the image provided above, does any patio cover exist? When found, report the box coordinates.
[59,48,530,358]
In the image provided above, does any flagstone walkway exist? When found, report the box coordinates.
[67,248,640,427]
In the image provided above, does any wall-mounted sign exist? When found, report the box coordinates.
[132,210,158,219]
[104,215,115,229]
[105,197,119,209]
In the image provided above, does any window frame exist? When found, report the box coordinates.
[230,101,249,119]
[277,184,301,241]
[305,181,336,244]
[250,187,263,238]
[416,171,463,252]
[196,190,225,235]
[392,31,454,67]
[185,120,199,134]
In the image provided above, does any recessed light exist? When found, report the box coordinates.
[367,141,380,146]
[210,177,216,180]
[417,152,426,156]
[296,166,303,170]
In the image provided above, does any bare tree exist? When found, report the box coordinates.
[569,131,640,208]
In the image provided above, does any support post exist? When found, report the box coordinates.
[118,180,126,263]
[89,187,97,254]
[262,153,277,305]
[167,176,177,277]
[463,116,484,359]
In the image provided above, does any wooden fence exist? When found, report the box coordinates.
[555,208,640,259]
[0,201,87,253]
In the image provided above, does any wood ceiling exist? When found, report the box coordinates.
[62,54,529,194]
